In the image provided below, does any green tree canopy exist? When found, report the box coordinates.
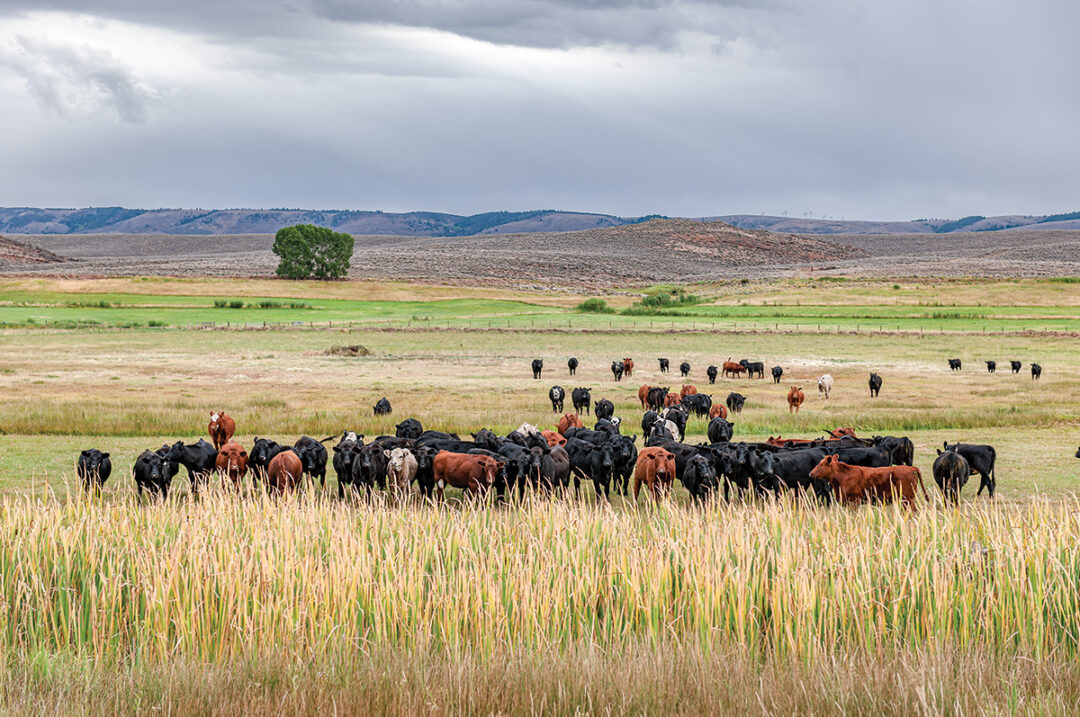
[272,224,354,280]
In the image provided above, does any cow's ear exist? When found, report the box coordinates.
[383,450,391,458]
[81,449,91,456]
[239,451,247,457]
[496,462,505,469]
[936,448,942,455]
[101,452,110,459]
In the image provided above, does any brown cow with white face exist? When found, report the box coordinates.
[208,411,235,451]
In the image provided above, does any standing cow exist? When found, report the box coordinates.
[868,373,882,397]
[817,374,834,400]
[679,362,691,377]
[549,385,565,413]
[384,447,418,500]
[208,411,235,451]
[726,392,746,414]
[1010,360,1022,374]
[658,358,670,373]
[532,359,543,379]
[948,358,962,371]
[567,357,578,376]
[933,448,970,504]
[611,361,624,381]
[985,360,996,373]
[214,441,249,490]
[373,397,393,415]
[572,387,592,415]
[622,358,634,377]
[1031,363,1042,380]
[943,441,997,498]
[706,365,718,384]
[633,446,676,502]
[76,449,112,492]
[771,366,783,383]
[787,386,804,413]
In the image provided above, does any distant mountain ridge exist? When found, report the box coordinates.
[2,206,1078,236]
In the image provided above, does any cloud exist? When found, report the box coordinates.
[0,36,157,122]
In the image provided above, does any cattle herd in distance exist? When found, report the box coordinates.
[73,353,1049,508]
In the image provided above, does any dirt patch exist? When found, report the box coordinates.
[324,345,371,356]
[0,236,69,265]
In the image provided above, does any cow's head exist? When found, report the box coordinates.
[80,449,110,474]
[209,411,221,424]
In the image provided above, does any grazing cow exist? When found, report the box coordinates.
[948,358,962,371]
[549,385,565,413]
[872,436,914,466]
[771,366,783,383]
[541,430,567,447]
[433,451,503,500]
[868,372,882,397]
[1031,363,1042,380]
[611,361,624,381]
[679,362,691,377]
[634,446,677,501]
[214,441,248,489]
[373,397,392,415]
[660,405,688,441]
[722,361,746,378]
[943,441,997,497]
[133,448,173,498]
[709,404,728,420]
[985,360,996,373]
[707,365,718,384]
[707,417,734,443]
[532,359,543,379]
[809,455,928,508]
[817,374,834,400]
[76,449,112,492]
[267,449,304,495]
[384,447,418,499]
[208,411,236,451]
[164,439,218,494]
[727,392,746,414]
[293,435,331,487]
[646,387,669,411]
[739,359,765,379]
[595,398,615,421]
[572,387,592,415]
[622,358,634,377]
[787,386,804,413]
[557,413,584,435]
[933,449,970,504]
[568,357,578,376]
[395,418,423,439]
[663,392,682,408]
[638,384,652,409]
[680,384,698,398]
[658,357,670,373]
[1010,360,1022,373]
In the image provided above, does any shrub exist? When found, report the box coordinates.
[273,224,354,280]
[576,298,615,314]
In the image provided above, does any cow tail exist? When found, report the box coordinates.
[319,435,337,444]
[914,467,930,503]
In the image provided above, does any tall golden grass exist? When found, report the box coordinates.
[3,491,1079,667]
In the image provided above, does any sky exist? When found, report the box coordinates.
[0,1,1076,220]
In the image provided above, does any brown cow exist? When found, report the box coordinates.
[433,451,504,500]
[557,413,584,435]
[208,411,236,451]
[266,449,303,495]
[663,392,682,408]
[541,430,567,447]
[809,454,929,509]
[214,441,248,489]
[829,427,858,439]
[709,404,728,420]
[622,358,634,377]
[634,446,677,502]
[638,385,652,409]
[680,384,698,398]
[787,386,805,413]
[722,360,747,378]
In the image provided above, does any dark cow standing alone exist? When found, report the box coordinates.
[726,392,746,414]
[658,358,670,373]
[373,397,392,415]
[772,366,783,383]
[680,362,691,378]
[549,385,565,413]
[77,449,112,491]
[532,359,543,379]
[948,358,962,371]
[1010,360,1022,373]
[706,365,718,384]
[1032,363,1042,380]
[572,387,592,415]
[985,360,996,373]
[933,449,970,504]
[868,373,882,397]
[611,361,624,381]
[567,357,578,375]
[943,441,997,498]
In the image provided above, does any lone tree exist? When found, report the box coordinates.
[272,224,354,280]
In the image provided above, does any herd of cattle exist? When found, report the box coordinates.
[949,358,1043,378]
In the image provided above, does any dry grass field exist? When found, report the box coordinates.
[1,276,1080,714]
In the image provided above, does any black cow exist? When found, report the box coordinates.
[1010,360,1022,373]
[471,428,503,451]
[641,410,660,436]
[250,437,287,489]
[658,357,670,373]
[1031,363,1042,380]
[682,454,719,501]
[868,372,882,397]
[749,447,832,502]
[822,445,891,468]
[372,436,415,449]
[349,442,388,493]
[682,393,712,418]
[565,438,617,499]
[646,423,677,447]
[294,435,331,488]
[726,392,746,414]
[164,439,218,494]
[549,385,565,413]
[679,361,691,377]
[594,417,622,436]
[611,361,624,382]
[535,445,571,493]
[985,360,996,373]
[610,434,638,495]
[948,358,962,371]
[572,387,592,415]
[564,426,612,445]
[661,405,688,441]
[332,439,361,497]
[134,448,173,498]
[943,441,996,497]
[933,449,970,504]
[646,387,669,411]
[872,436,914,466]
[415,430,459,443]
[771,366,783,383]
[412,446,439,497]
[395,418,423,439]
[740,360,764,379]
[373,397,392,415]
[568,357,578,376]
[707,417,734,443]
[594,398,615,421]
[76,449,112,491]
[706,365,718,384]
[496,443,540,496]
[532,359,543,379]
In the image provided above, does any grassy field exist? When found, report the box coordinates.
[2,275,1080,713]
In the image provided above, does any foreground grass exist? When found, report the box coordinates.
[4,493,1080,713]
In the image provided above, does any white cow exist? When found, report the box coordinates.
[384,447,418,498]
[817,374,834,400]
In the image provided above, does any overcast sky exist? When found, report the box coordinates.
[0,1,1076,220]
